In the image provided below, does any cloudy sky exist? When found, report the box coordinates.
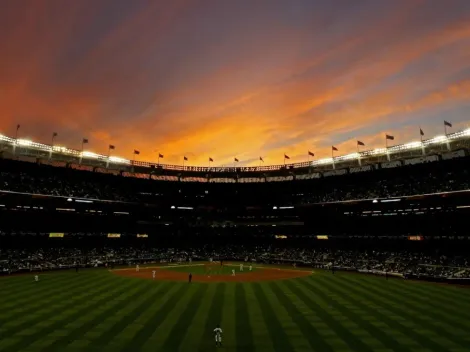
[1,0,470,166]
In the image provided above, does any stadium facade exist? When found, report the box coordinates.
[1,129,470,182]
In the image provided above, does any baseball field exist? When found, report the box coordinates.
[1,264,469,352]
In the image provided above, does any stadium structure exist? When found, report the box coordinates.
[1,128,470,351]
[1,128,470,181]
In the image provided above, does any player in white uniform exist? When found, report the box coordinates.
[34,275,39,282]
[136,264,140,272]
[152,270,156,279]
[213,325,223,347]
[249,265,252,271]
[231,269,235,276]
[239,263,243,272]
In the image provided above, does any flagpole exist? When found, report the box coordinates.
[80,139,85,165]
[15,124,20,143]
[444,121,451,150]
[80,140,84,164]
[158,154,160,166]
[331,147,335,170]
[385,135,391,161]
[106,146,111,169]
[14,124,20,155]
[50,132,56,160]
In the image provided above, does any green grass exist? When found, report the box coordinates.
[1,270,470,351]
[166,263,257,275]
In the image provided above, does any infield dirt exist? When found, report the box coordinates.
[112,265,312,282]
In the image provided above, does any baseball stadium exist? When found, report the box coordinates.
[1,130,470,352]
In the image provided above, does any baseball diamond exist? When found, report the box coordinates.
[1,267,470,352]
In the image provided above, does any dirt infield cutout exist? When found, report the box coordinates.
[112,264,312,283]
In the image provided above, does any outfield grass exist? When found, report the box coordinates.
[0,269,469,352]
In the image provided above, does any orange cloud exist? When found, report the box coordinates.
[1,0,470,166]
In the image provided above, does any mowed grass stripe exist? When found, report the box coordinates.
[90,281,180,350]
[0,271,76,295]
[306,277,418,352]
[271,281,334,352]
[337,275,468,349]
[117,283,187,352]
[395,278,470,308]
[196,283,226,352]
[252,283,294,352]
[146,284,204,349]
[243,284,276,352]
[220,284,237,351]
[2,276,125,352]
[351,273,470,314]
[254,283,309,351]
[235,284,255,352]
[0,272,92,317]
[160,284,210,351]
[0,274,114,334]
[42,280,157,351]
[284,279,374,352]
[328,276,465,350]
[373,277,470,323]
[343,274,470,334]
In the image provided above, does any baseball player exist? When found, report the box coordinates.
[152,270,156,279]
[213,325,223,347]
[136,264,140,272]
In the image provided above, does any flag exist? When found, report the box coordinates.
[332,146,338,151]
[420,128,424,136]
[134,150,140,155]
[386,134,394,140]
[308,151,314,157]
[260,156,264,162]
[16,124,20,130]
[444,120,452,128]
[184,156,188,161]
[357,141,365,146]
[284,154,290,159]
[234,158,239,162]
[52,132,58,137]
[209,157,213,162]
[159,153,164,158]
[109,145,115,150]
[82,138,88,144]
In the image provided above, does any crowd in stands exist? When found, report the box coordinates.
[2,245,470,280]
[0,157,470,205]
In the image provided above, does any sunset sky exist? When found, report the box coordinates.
[1,0,470,166]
